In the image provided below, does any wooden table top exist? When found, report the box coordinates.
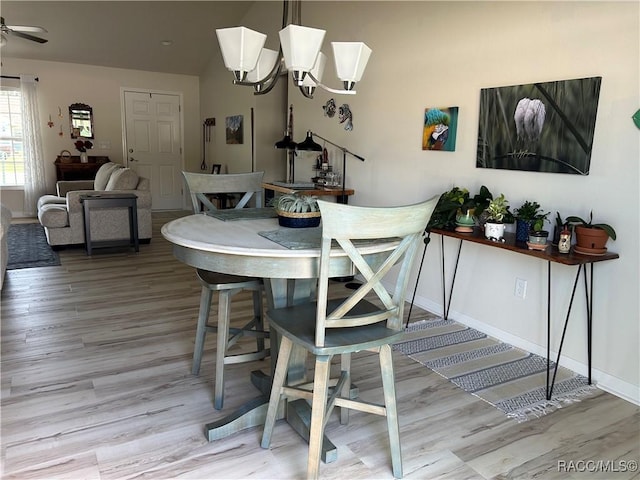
[263,182,354,197]
[430,227,619,266]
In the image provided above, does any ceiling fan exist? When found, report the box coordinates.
[0,17,48,47]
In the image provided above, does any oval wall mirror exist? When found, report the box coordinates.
[69,103,94,139]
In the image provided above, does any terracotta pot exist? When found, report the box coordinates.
[574,225,610,250]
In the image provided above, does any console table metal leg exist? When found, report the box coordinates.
[547,264,583,400]
[585,263,593,384]
[440,236,463,320]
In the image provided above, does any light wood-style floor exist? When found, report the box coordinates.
[2,212,638,479]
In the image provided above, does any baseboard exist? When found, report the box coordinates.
[410,292,640,406]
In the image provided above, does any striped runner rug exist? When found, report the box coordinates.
[394,317,598,422]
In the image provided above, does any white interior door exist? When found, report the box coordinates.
[124,90,183,210]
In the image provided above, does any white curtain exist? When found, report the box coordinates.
[20,74,47,216]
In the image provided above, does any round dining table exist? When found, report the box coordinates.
[161,211,398,459]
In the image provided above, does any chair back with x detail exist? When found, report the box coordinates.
[182,170,264,213]
[182,171,268,411]
[261,196,439,479]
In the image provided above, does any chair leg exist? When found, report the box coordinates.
[214,289,233,410]
[379,344,403,479]
[192,286,213,376]
[252,287,265,353]
[307,355,332,480]
[340,352,351,425]
[261,336,293,449]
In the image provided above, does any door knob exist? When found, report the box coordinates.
[130,157,137,162]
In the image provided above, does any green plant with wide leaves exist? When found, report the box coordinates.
[514,200,549,231]
[427,187,470,230]
[566,211,616,240]
[485,193,509,223]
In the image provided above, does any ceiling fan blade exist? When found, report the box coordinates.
[11,30,48,44]
[8,25,47,33]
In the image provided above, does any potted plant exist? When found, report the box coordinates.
[566,211,616,254]
[74,140,93,163]
[513,201,549,243]
[272,193,321,228]
[427,186,471,231]
[527,220,549,250]
[483,193,509,241]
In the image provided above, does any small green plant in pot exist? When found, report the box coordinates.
[566,211,616,253]
[513,201,549,243]
[272,193,321,228]
[483,194,509,241]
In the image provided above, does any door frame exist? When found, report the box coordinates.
[120,87,186,210]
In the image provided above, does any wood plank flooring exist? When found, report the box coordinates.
[2,211,639,479]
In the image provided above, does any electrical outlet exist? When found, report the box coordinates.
[515,278,527,299]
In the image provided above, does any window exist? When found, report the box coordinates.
[0,88,24,186]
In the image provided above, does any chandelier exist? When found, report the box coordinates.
[215,0,371,99]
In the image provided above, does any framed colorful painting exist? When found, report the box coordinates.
[477,76,601,175]
[422,107,458,151]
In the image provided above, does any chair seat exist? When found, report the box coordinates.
[267,298,405,356]
[197,268,262,290]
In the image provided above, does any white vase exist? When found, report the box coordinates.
[80,152,88,163]
[484,222,505,241]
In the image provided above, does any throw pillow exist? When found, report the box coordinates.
[105,168,139,191]
[94,162,123,190]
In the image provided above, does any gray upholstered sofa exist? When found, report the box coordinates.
[37,162,152,247]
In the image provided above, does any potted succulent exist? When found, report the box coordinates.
[566,211,616,254]
[272,193,321,228]
[527,226,550,250]
[513,201,549,243]
[483,193,509,241]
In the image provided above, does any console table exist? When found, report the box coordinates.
[263,182,354,204]
[55,155,110,181]
[429,227,619,400]
[79,193,139,255]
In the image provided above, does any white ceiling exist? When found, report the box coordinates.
[1,1,256,76]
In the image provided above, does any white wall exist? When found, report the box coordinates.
[201,1,639,402]
[0,58,200,215]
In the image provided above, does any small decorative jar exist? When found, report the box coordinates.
[80,152,88,163]
[558,226,571,254]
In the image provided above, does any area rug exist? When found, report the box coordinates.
[395,317,598,422]
[7,223,61,270]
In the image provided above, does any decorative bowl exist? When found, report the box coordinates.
[277,210,321,228]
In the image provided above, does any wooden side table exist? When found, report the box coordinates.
[79,193,139,255]
[55,156,110,181]
[262,182,355,204]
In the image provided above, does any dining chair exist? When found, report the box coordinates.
[261,196,439,479]
[182,171,269,410]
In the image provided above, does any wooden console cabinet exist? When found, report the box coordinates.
[54,156,110,181]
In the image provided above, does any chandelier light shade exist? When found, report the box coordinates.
[279,24,326,83]
[245,48,279,84]
[332,42,372,90]
[301,52,326,97]
[216,27,266,82]
[216,0,371,99]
